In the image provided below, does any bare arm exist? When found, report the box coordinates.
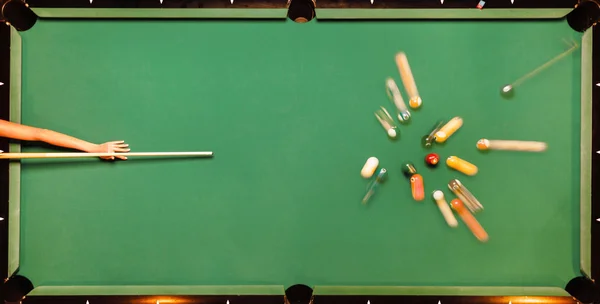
[0,119,130,160]
[0,119,97,152]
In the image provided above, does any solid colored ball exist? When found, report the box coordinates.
[450,198,464,211]
[425,153,440,167]
[421,135,434,149]
[501,84,515,98]
[401,162,417,178]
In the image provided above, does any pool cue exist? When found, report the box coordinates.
[0,151,213,159]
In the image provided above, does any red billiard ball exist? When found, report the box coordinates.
[425,153,440,167]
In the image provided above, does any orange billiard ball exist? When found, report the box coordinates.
[425,153,440,167]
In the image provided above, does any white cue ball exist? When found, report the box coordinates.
[502,85,513,93]
[388,129,397,138]
[433,190,444,201]
[361,157,380,179]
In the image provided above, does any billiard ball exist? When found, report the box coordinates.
[361,157,379,179]
[401,162,417,178]
[425,153,440,167]
[501,84,515,98]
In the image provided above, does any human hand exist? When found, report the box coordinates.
[90,140,130,160]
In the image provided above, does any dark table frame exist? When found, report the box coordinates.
[0,1,598,304]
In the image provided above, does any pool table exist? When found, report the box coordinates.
[0,2,598,304]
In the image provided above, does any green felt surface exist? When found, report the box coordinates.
[15,18,583,289]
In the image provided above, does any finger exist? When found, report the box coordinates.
[110,140,126,144]
[114,148,130,153]
[116,144,129,148]
[117,156,128,160]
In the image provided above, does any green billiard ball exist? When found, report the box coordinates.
[401,162,417,178]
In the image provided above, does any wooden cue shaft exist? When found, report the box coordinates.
[0,151,214,159]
